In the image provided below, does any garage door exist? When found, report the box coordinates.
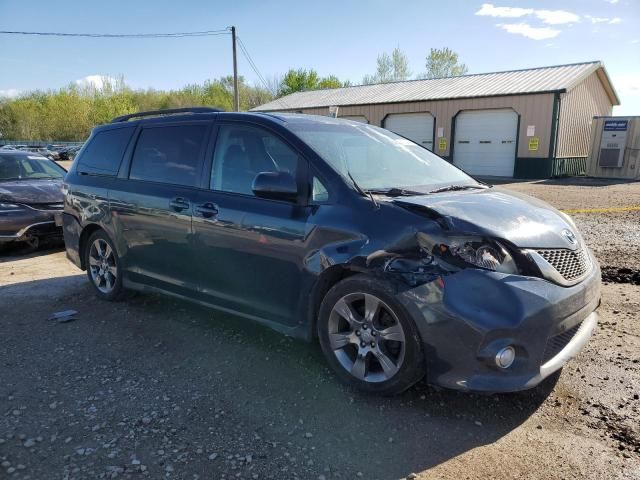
[341,115,369,124]
[384,113,434,151]
[453,109,518,177]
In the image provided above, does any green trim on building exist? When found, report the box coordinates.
[551,157,587,177]
[513,156,587,179]
[514,157,553,179]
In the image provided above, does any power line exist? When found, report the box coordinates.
[0,29,230,38]
[236,36,290,110]
[0,26,283,111]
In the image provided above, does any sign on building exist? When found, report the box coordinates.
[599,120,628,167]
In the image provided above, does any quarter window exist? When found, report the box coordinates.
[312,177,329,202]
[77,126,134,176]
[211,125,299,195]
[129,124,207,187]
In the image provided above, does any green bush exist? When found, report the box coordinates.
[0,76,273,142]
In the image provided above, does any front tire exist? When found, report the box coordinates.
[317,274,425,395]
[84,230,125,301]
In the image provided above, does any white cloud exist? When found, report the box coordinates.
[586,15,610,23]
[604,0,619,4]
[497,23,561,40]
[0,88,21,98]
[586,15,621,24]
[534,9,580,25]
[476,3,533,18]
[476,4,579,24]
[75,75,119,90]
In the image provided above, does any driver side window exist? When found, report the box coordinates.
[211,124,299,196]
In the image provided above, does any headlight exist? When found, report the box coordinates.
[435,237,518,274]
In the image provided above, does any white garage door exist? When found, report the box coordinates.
[341,115,369,124]
[384,113,434,151]
[453,109,518,177]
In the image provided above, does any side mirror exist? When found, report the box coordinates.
[252,171,298,202]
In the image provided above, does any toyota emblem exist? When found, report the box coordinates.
[562,229,578,246]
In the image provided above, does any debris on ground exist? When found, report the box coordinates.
[47,309,78,323]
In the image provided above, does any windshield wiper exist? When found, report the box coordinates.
[428,184,488,194]
[365,187,425,197]
[347,171,379,209]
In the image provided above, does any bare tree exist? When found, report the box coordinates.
[362,47,411,84]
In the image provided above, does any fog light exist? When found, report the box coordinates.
[495,346,515,369]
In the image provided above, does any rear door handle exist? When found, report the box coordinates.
[169,197,190,212]
[195,202,219,218]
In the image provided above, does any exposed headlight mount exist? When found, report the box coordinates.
[435,237,519,274]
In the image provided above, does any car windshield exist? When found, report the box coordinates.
[289,120,477,192]
[0,154,66,181]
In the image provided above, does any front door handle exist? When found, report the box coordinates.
[195,202,219,218]
[169,197,190,212]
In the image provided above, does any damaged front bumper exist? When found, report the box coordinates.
[396,251,601,393]
[0,209,62,243]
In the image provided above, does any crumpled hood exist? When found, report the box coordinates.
[393,187,581,249]
[0,179,63,204]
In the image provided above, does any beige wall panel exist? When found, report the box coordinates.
[557,72,613,158]
[291,94,555,158]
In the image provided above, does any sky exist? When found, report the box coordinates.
[0,0,639,114]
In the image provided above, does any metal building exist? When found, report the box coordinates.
[252,61,620,179]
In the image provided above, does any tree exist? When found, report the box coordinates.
[0,75,277,141]
[277,69,346,96]
[362,47,411,84]
[278,69,320,96]
[317,75,343,89]
[421,47,468,79]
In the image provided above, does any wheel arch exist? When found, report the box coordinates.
[78,224,106,270]
[307,264,360,340]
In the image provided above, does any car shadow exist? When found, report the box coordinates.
[2,274,559,478]
[0,240,64,261]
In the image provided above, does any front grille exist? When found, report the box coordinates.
[542,321,583,364]
[30,203,64,211]
[536,248,590,282]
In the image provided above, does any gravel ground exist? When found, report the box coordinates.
[1,179,639,480]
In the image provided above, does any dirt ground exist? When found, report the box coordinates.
[1,179,639,480]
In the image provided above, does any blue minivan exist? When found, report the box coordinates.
[62,108,600,395]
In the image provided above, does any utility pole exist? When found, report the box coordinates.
[231,26,240,112]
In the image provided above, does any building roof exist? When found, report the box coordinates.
[252,61,620,111]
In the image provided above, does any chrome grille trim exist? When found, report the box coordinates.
[525,247,592,287]
[26,203,64,211]
[536,248,591,282]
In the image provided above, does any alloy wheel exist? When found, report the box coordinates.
[88,238,118,294]
[328,292,406,383]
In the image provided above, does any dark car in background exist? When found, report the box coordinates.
[0,151,66,248]
[61,107,600,395]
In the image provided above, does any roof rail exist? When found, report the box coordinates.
[111,107,224,123]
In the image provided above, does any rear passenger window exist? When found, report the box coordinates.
[77,126,134,176]
[129,124,208,187]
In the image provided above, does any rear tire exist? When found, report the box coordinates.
[317,274,425,395]
[84,230,126,301]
